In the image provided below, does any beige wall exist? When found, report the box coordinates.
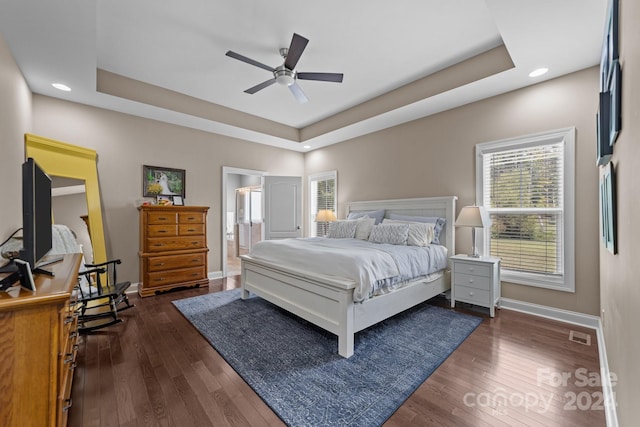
[31,95,304,282]
[306,67,601,316]
[0,35,32,242]
[599,0,640,424]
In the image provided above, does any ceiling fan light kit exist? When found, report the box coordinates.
[226,33,344,103]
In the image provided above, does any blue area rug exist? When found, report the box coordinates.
[173,289,482,427]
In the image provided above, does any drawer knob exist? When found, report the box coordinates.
[158,217,167,220]
[188,228,196,232]
[154,263,165,267]
[158,230,167,233]
[153,243,165,247]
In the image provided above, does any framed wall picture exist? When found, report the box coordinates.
[608,60,621,146]
[596,91,612,166]
[600,162,616,254]
[143,165,186,198]
[172,195,184,206]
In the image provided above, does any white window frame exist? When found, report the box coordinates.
[476,127,575,292]
[308,171,337,237]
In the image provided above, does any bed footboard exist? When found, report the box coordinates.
[241,255,358,357]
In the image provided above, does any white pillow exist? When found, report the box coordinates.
[383,219,435,247]
[327,220,358,238]
[368,223,410,245]
[354,216,375,240]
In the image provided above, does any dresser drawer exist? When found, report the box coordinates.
[179,223,205,235]
[146,236,206,252]
[148,224,178,237]
[148,211,177,225]
[454,261,491,277]
[179,212,205,224]
[454,272,491,291]
[147,253,206,272]
[146,266,206,288]
[454,285,491,305]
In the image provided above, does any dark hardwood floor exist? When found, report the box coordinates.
[69,278,606,427]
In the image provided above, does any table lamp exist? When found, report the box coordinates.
[316,209,337,236]
[455,205,491,257]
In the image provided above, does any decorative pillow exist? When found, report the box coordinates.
[347,209,385,225]
[327,220,358,239]
[388,214,446,244]
[354,216,376,240]
[383,219,435,246]
[368,223,410,245]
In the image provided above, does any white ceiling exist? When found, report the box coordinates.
[0,0,606,152]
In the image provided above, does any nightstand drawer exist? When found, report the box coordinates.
[453,272,491,291]
[454,261,491,277]
[454,285,491,305]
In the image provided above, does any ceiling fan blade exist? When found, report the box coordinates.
[226,51,275,72]
[297,72,344,83]
[244,78,276,94]
[284,33,309,70]
[289,82,308,104]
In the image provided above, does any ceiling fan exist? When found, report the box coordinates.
[225,33,344,104]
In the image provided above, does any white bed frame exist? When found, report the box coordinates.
[240,196,457,358]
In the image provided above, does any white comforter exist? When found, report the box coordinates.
[248,237,448,302]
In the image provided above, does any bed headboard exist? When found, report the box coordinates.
[344,196,457,256]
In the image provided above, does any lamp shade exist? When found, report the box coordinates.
[316,209,337,222]
[455,205,491,228]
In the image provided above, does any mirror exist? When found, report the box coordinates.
[51,176,94,263]
[25,133,107,264]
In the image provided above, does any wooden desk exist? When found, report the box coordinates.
[0,253,82,427]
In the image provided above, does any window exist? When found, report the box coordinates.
[308,171,337,237]
[476,128,575,292]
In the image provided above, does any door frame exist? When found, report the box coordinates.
[221,166,267,277]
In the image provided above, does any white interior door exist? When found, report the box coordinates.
[263,176,302,240]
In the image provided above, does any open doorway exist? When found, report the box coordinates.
[222,167,266,277]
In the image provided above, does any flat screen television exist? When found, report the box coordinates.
[19,157,53,269]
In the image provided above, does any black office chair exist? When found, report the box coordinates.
[75,259,133,333]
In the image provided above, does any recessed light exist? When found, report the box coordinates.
[528,68,548,78]
[52,83,71,91]
[303,145,311,149]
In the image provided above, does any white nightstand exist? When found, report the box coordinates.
[450,254,501,317]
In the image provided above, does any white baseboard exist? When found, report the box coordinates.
[595,318,619,427]
[208,270,223,280]
[125,271,222,295]
[126,282,138,294]
[500,297,600,329]
[499,298,618,426]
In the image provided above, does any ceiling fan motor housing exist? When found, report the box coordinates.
[274,65,295,86]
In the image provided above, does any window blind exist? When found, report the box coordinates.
[309,173,336,237]
[482,142,564,276]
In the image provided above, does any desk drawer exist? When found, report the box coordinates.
[148,212,177,225]
[178,212,205,224]
[146,266,206,288]
[179,223,204,235]
[454,261,491,278]
[148,224,178,237]
[146,236,206,252]
[147,253,206,272]
[454,272,491,291]
[454,285,491,306]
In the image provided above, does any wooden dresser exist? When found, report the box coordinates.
[138,205,209,297]
[0,253,82,427]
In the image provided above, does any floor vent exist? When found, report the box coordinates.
[569,330,591,346]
